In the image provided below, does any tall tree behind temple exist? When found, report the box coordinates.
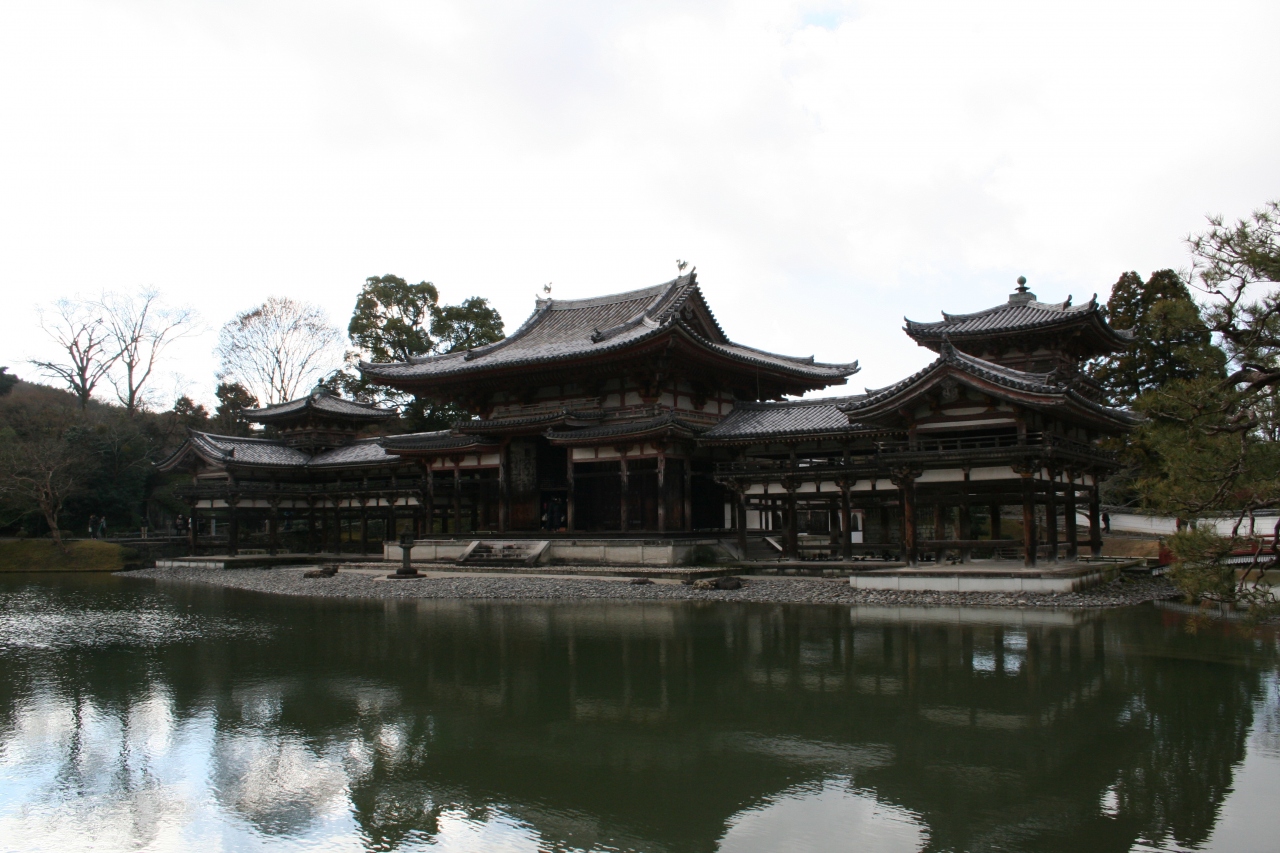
[212,382,256,437]
[1090,269,1226,406]
[215,297,344,406]
[348,275,439,362]
[0,367,17,397]
[340,275,504,432]
[432,297,505,355]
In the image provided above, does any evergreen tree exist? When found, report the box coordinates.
[0,367,17,397]
[1131,200,1280,613]
[348,275,439,362]
[340,275,505,431]
[1091,269,1225,406]
[212,382,257,436]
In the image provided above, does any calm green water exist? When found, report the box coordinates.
[0,575,1277,853]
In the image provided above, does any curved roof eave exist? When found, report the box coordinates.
[361,321,857,387]
[904,306,1132,350]
[842,351,1134,428]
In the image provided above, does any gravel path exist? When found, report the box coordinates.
[124,565,1182,609]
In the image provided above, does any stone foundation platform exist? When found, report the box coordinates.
[848,559,1138,594]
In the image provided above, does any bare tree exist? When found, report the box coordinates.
[0,415,88,551]
[31,298,120,410]
[215,297,344,405]
[100,289,197,414]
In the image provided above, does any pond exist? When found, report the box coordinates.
[0,573,1277,853]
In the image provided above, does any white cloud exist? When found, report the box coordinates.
[1,0,1276,402]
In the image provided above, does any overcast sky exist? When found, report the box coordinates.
[1,0,1276,408]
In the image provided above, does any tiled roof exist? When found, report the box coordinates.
[360,274,857,384]
[905,291,1134,344]
[186,433,312,467]
[244,388,395,423]
[378,431,500,453]
[701,396,868,440]
[308,438,400,467]
[545,414,703,443]
[161,431,405,471]
[842,342,1138,425]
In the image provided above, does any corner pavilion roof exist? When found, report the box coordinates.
[359,273,858,390]
[904,284,1133,353]
[243,387,396,424]
[159,432,402,471]
[842,341,1138,428]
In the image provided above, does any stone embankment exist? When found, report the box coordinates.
[125,565,1181,609]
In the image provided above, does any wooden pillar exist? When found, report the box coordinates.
[657,451,667,533]
[451,460,462,536]
[990,503,1002,542]
[1021,474,1036,567]
[683,458,693,532]
[877,484,891,548]
[334,504,343,554]
[307,502,316,554]
[1065,472,1079,561]
[735,483,748,559]
[619,456,629,533]
[318,502,327,554]
[566,453,575,532]
[785,484,799,559]
[425,462,436,536]
[1045,473,1059,563]
[360,504,369,556]
[959,474,972,564]
[898,473,917,566]
[188,504,200,556]
[498,442,509,534]
[268,502,280,556]
[840,479,853,561]
[828,497,839,550]
[228,498,239,557]
[1089,481,1102,558]
[933,502,946,563]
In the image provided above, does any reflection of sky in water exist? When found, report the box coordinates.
[0,690,545,852]
[3,577,1280,853]
[720,778,925,853]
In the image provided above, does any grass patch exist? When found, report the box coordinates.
[0,539,126,572]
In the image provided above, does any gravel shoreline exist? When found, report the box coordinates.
[124,565,1183,610]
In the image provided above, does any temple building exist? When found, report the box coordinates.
[162,273,1134,566]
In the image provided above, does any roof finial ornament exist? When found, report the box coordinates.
[676,259,688,274]
[1009,275,1036,305]
[543,282,552,295]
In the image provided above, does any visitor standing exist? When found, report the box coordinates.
[1102,511,1111,534]
[98,516,108,540]
[88,515,98,539]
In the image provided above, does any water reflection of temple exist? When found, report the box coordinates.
[1,583,1275,852]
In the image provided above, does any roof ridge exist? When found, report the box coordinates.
[192,431,288,445]
[547,278,682,310]
[740,394,867,409]
[907,295,1099,330]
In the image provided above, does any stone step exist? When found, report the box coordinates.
[457,540,550,566]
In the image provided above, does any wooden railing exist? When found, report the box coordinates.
[715,431,1116,478]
